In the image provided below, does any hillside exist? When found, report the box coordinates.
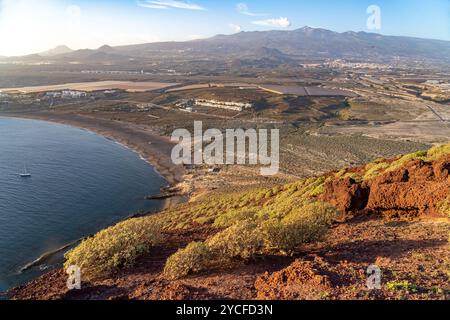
[114,27,450,63]
[39,45,73,57]
[10,143,449,300]
[3,27,450,65]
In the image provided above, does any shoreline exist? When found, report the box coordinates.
[0,111,188,294]
[0,112,186,192]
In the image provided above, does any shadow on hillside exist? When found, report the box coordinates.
[61,284,128,300]
[323,238,447,264]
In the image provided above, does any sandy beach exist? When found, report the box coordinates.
[0,112,188,288]
[0,112,185,189]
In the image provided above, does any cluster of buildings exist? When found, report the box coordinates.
[41,89,120,101]
[175,99,194,112]
[176,99,253,112]
[193,99,253,112]
[176,98,253,112]
[425,80,450,92]
[324,59,391,71]
[45,90,87,99]
[135,103,155,112]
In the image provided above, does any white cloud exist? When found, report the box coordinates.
[252,17,291,28]
[137,0,206,11]
[236,3,268,16]
[0,0,166,56]
[229,23,241,33]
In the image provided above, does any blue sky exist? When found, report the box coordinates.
[0,0,449,56]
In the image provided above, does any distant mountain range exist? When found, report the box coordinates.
[3,27,450,65]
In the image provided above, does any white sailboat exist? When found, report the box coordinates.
[20,165,31,178]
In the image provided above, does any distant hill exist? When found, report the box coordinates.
[39,45,73,57]
[8,27,450,65]
[97,45,115,53]
[112,26,450,63]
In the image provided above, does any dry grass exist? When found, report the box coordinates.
[64,218,163,281]
[64,143,449,281]
[163,242,212,280]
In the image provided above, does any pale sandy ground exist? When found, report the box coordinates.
[0,112,294,203]
[319,101,450,143]
[0,81,178,94]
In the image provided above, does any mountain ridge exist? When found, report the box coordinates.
[39,45,73,57]
[3,27,450,64]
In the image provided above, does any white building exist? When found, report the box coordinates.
[194,99,252,112]
[61,90,87,99]
[46,91,87,99]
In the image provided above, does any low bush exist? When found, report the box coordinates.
[437,196,450,217]
[207,222,265,260]
[386,280,418,293]
[303,177,327,197]
[363,162,390,181]
[213,210,257,228]
[163,242,212,280]
[427,143,450,161]
[385,151,428,173]
[64,217,162,281]
[263,202,338,252]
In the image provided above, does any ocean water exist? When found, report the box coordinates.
[0,117,167,292]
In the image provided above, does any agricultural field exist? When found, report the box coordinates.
[0,81,179,94]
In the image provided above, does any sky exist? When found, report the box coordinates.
[0,0,449,56]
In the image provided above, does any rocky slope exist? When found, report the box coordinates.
[9,144,449,300]
[3,27,450,64]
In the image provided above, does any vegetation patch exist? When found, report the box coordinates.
[163,201,338,279]
[385,151,428,173]
[263,202,338,252]
[64,143,449,281]
[363,162,390,181]
[163,242,212,280]
[360,143,449,181]
[436,196,450,217]
[214,210,258,228]
[386,280,419,293]
[64,218,162,281]
[207,222,265,260]
[427,143,450,161]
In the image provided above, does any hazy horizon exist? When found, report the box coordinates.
[4,25,450,59]
[0,0,449,56]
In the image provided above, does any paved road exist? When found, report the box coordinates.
[426,105,450,128]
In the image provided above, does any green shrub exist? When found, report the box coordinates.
[335,169,347,179]
[309,183,326,197]
[373,157,386,164]
[64,217,162,280]
[386,280,418,293]
[427,143,450,161]
[263,202,338,252]
[363,162,390,181]
[213,210,257,228]
[163,242,212,280]
[303,177,326,197]
[193,216,215,225]
[437,196,450,217]
[386,151,428,173]
[207,222,265,260]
